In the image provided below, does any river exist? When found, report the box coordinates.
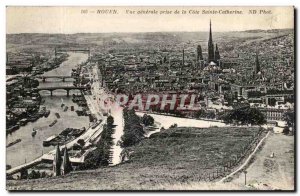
[6,52,90,168]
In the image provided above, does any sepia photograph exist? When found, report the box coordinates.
[5,6,295,191]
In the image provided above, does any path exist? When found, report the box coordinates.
[219,131,270,182]
[225,132,294,190]
[110,106,124,165]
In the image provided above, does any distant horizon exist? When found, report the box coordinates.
[6,28,293,35]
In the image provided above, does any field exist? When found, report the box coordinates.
[7,126,265,190]
[125,127,263,182]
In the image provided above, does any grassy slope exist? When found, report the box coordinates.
[7,127,262,190]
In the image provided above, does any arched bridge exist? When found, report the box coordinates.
[55,47,90,57]
[38,86,90,97]
[35,75,78,82]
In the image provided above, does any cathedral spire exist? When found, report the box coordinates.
[209,19,212,42]
[197,45,203,61]
[214,44,220,65]
[208,20,214,63]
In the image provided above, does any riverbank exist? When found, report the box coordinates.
[6,52,90,168]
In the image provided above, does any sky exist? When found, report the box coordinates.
[6,6,294,34]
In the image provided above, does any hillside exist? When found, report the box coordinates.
[7,127,267,191]
[6,29,293,54]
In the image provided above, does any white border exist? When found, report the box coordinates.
[1,0,298,195]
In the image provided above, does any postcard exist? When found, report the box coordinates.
[6,6,295,191]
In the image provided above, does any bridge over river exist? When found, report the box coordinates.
[55,47,90,57]
[6,52,91,170]
[37,86,90,97]
[35,75,78,82]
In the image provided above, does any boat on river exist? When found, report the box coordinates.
[28,114,39,122]
[44,110,50,118]
[19,118,28,126]
[91,120,102,129]
[43,135,57,147]
[63,106,68,112]
[6,125,20,134]
[31,128,37,137]
[6,139,21,148]
[55,113,60,119]
[38,106,46,117]
[49,119,58,127]
[7,53,90,167]
[43,127,86,147]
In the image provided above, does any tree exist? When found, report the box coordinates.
[79,121,115,169]
[195,109,216,119]
[195,109,205,118]
[141,114,154,126]
[169,123,177,128]
[283,111,295,128]
[121,108,145,147]
[282,126,290,135]
[28,170,41,179]
[41,171,47,178]
[20,168,28,179]
[283,111,294,135]
[77,139,85,147]
[222,107,266,125]
[107,115,114,127]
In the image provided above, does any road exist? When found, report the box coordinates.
[88,64,125,165]
[228,132,294,190]
[219,131,270,182]
[110,106,124,165]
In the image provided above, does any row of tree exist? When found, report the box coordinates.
[221,107,266,125]
[121,108,145,147]
[194,109,216,119]
[82,111,156,169]
[81,116,115,169]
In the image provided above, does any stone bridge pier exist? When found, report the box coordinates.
[41,77,66,82]
[38,86,89,97]
[47,89,70,97]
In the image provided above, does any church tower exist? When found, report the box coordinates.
[208,20,215,63]
[197,45,203,61]
[254,52,260,74]
[214,44,220,65]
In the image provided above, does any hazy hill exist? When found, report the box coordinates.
[6,29,293,54]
